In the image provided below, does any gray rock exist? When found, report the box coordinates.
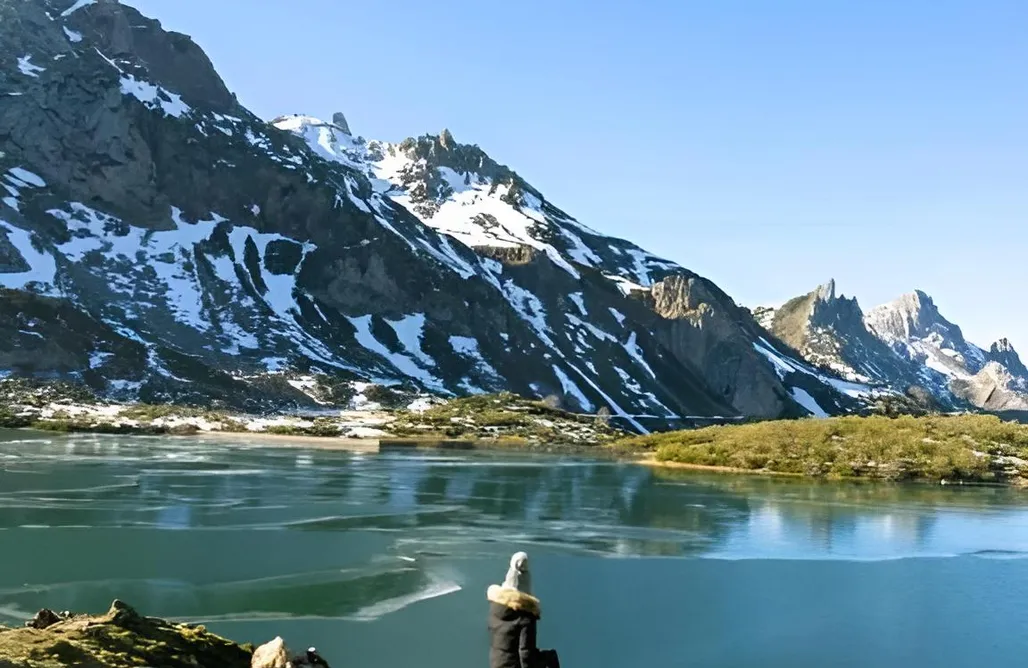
[331,111,350,135]
[952,362,1028,412]
[24,609,67,630]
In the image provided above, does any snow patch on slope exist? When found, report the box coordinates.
[60,0,96,17]
[386,313,435,368]
[387,176,582,278]
[790,387,829,418]
[8,168,46,188]
[17,55,46,78]
[50,204,222,331]
[623,332,656,378]
[0,221,56,290]
[552,365,593,412]
[45,201,346,369]
[2,167,47,212]
[752,336,879,406]
[347,315,446,392]
[225,226,314,322]
[605,274,648,296]
[568,292,587,316]
[120,73,190,117]
[501,279,553,344]
[449,335,501,381]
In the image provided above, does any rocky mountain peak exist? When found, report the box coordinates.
[992,338,1017,354]
[395,131,503,178]
[865,290,954,344]
[987,338,1028,378]
[382,131,549,224]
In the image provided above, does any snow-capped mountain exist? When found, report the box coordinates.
[866,291,1028,411]
[758,282,1028,413]
[865,290,986,379]
[0,0,881,426]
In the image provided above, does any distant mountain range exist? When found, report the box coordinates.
[0,0,1017,430]
[754,280,1028,413]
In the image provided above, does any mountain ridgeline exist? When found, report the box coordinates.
[756,281,1028,414]
[0,0,1005,431]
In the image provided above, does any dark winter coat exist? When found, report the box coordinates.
[488,584,542,668]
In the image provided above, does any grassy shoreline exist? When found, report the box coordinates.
[6,383,1028,486]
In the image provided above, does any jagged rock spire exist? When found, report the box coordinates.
[331,111,351,135]
[992,338,1017,354]
[439,128,455,149]
[814,279,836,302]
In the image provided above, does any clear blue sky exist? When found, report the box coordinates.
[130,0,1028,351]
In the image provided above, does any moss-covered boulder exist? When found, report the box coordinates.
[0,600,251,668]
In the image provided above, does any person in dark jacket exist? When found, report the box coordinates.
[290,647,330,667]
[487,552,559,668]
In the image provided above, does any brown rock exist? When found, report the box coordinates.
[251,637,290,668]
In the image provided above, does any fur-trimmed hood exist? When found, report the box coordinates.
[487,584,541,619]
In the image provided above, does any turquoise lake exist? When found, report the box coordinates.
[3,430,1028,667]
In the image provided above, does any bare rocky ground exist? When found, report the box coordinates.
[0,379,625,447]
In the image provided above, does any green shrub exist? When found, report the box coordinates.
[219,418,248,433]
[120,404,203,421]
[265,425,305,436]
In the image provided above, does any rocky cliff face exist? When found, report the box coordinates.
[950,362,1028,412]
[759,281,1028,414]
[0,0,871,427]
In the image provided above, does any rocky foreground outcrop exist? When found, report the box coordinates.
[0,600,329,668]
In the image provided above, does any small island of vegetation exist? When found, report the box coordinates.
[616,413,1028,484]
